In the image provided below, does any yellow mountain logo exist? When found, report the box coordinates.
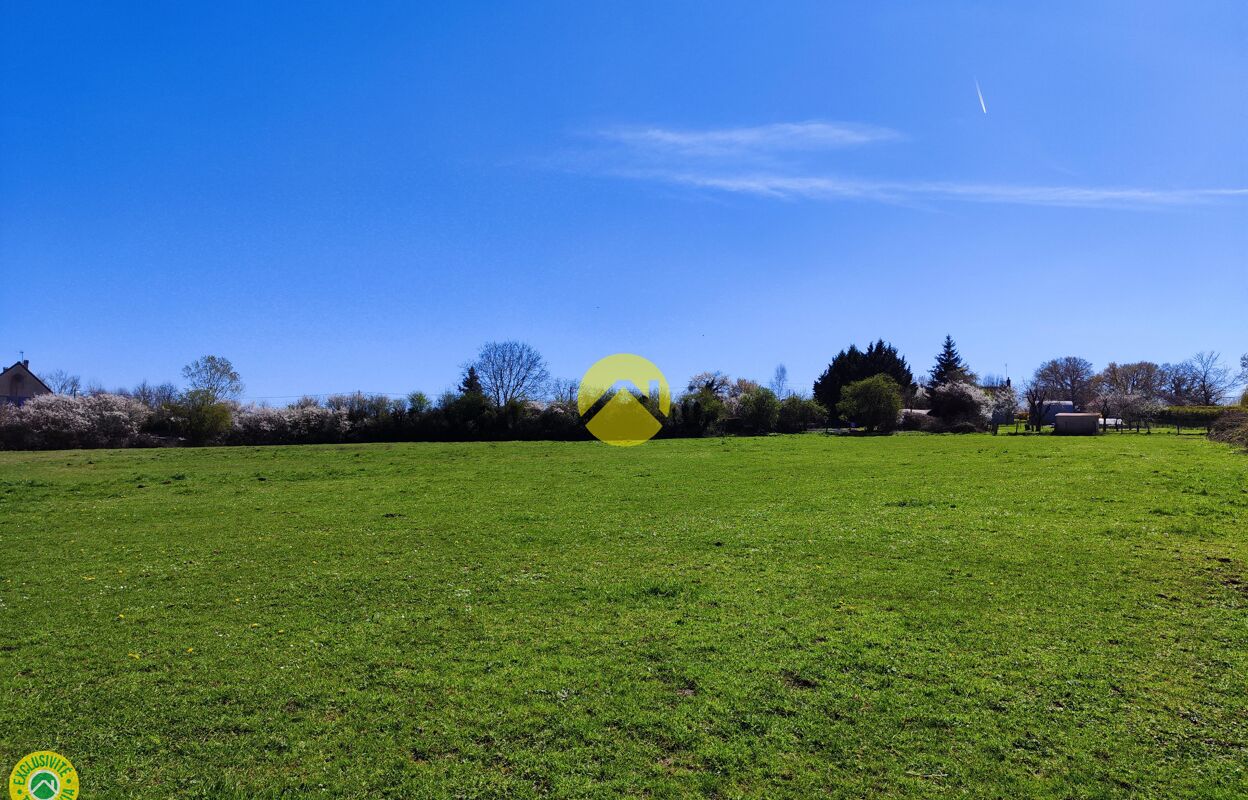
[577,354,670,446]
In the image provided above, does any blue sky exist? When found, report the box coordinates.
[2,2,1245,400]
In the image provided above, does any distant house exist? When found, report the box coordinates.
[1041,400,1075,424]
[0,360,53,406]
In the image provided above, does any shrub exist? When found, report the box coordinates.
[231,405,289,445]
[514,405,586,441]
[438,390,496,440]
[1157,406,1225,432]
[0,403,25,449]
[814,341,915,423]
[287,404,350,443]
[0,393,150,450]
[13,394,91,449]
[676,390,726,437]
[229,403,353,445]
[170,390,234,445]
[80,394,150,447]
[927,381,991,429]
[324,392,405,439]
[736,387,780,434]
[989,386,1018,426]
[1117,394,1163,431]
[1209,410,1248,450]
[777,397,827,433]
[899,410,932,432]
[837,375,903,432]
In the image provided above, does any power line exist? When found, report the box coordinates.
[241,391,414,401]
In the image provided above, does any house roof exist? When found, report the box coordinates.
[1,361,54,395]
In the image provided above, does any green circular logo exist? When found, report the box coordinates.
[8,752,78,800]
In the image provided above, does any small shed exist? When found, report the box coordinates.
[1054,412,1100,436]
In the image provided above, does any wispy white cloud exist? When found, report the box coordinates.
[595,121,901,157]
[652,172,1248,208]
[574,121,1248,209]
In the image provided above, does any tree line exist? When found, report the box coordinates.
[2,340,1245,450]
[1020,351,1244,432]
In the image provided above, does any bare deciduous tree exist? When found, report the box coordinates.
[548,378,578,407]
[1022,379,1053,431]
[472,341,550,406]
[182,355,243,401]
[1159,361,1198,405]
[132,380,180,409]
[42,369,82,396]
[980,373,1008,389]
[1188,351,1233,406]
[769,364,790,398]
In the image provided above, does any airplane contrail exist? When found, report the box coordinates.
[975,78,988,114]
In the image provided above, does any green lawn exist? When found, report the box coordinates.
[2,434,1246,798]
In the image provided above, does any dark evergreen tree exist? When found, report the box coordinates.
[928,335,971,386]
[862,340,914,393]
[459,365,484,397]
[813,340,915,422]
[813,345,863,416]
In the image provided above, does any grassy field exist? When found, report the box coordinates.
[2,433,1246,798]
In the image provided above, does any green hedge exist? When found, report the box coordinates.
[1209,410,1248,450]
[1156,406,1227,430]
